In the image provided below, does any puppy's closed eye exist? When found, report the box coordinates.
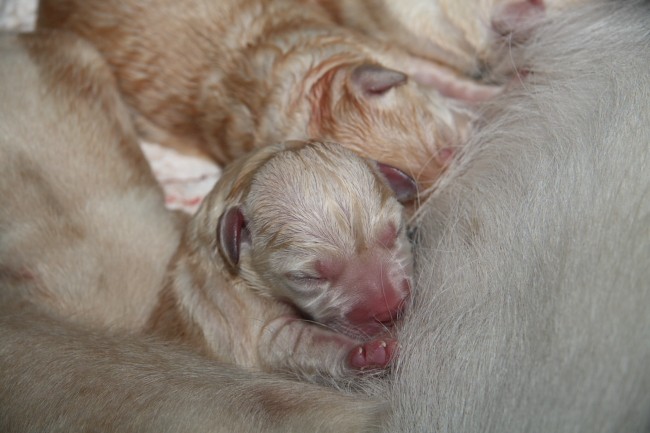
[285,271,326,284]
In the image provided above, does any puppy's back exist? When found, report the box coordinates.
[0,31,179,329]
[0,32,384,433]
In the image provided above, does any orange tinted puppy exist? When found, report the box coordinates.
[38,0,476,192]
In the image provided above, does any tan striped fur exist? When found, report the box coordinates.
[37,0,480,192]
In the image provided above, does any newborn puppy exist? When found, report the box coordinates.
[308,0,573,81]
[149,140,416,379]
[0,31,382,433]
[37,0,479,192]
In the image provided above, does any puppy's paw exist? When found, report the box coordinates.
[348,339,398,370]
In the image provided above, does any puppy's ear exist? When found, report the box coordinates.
[217,206,249,269]
[375,162,418,203]
[351,64,407,97]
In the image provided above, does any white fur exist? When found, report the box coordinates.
[374,1,650,431]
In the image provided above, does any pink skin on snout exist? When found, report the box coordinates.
[315,248,410,370]
[344,279,409,334]
[316,223,412,337]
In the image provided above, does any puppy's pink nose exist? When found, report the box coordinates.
[372,301,405,324]
[346,279,410,334]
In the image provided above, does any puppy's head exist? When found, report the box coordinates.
[307,62,472,192]
[216,141,415,339]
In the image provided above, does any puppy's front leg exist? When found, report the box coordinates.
[258,316,397,378]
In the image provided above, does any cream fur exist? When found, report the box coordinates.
[151,140,411,379]
[0,31,382,433]
[312,0,586,79]
[0,0,648,432]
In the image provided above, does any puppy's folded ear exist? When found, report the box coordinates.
[375,162,418,203]
[217,206,249,269]
[350,64,408,97]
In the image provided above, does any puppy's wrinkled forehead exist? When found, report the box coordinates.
[243,143,396,252]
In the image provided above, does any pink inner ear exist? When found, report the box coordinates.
[351,64,408,96]
[375,162,418,203]
[218,206,246,268]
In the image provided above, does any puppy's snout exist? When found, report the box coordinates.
[371,297,406,324]
[334,248,412,335]
[375,279,410,324]
[345,282,409,334]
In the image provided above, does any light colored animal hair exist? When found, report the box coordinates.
[0,31,383,433]
[367,1,650,431]
[244,142,394,250]
[308,0,584,81]
[2,1,649,431]
[35,0,473,190]
[152,140,410,379]
[240,143,400,290]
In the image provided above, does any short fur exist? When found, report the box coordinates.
[36,0,482,191]
[310,0,584,80]
[2,0,649,432]
[149,140,412,379]
[0,31,382,433]
[377,1,650,431]
[0,30,177,331]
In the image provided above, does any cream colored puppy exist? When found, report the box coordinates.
[309,0,544,80]
[3,1,650,432]
[311,0,587,80]
[150,140,415,379]
[0,31,178,332]
[0,31,382,433]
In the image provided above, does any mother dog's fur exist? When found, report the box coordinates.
[382,1,650,431]
[1,0,649,432]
